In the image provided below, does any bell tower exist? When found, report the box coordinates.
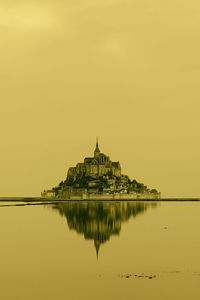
[94,137,101,157]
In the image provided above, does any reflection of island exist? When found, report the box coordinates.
[51,201,157,258]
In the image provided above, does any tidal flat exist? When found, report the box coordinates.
[0,200,200,300]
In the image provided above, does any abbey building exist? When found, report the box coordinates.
[67,139,121,180]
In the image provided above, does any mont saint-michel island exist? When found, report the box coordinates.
[42,140,160,200]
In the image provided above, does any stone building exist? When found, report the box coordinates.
[66,139,121,181]
[42,139,160,199]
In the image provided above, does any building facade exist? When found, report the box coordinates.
[66,139,121,180]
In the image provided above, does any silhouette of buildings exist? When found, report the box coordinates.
[42,138,160,199]
[67,138,121,180]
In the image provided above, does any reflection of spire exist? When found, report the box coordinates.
[94,239,101,260]
[50,202,157,259]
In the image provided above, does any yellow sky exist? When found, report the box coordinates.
[0,0,200,197]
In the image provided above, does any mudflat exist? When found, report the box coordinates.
[0,200,200,300]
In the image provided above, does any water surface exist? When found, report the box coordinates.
[0,200,200,300]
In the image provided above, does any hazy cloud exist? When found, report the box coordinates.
[0,0,200,197]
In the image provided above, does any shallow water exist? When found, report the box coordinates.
[0,200,200,300]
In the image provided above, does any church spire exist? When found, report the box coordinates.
[94,137,100,157]
[96,137,99,149]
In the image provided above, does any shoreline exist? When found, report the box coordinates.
[1,197,200,202]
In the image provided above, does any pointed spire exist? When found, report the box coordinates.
[94,137,100,156]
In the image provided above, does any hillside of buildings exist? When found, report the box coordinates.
[42,139,160,199]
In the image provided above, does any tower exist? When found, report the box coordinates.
[94,137,101,157]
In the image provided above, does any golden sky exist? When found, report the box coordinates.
[0,0,200,197]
